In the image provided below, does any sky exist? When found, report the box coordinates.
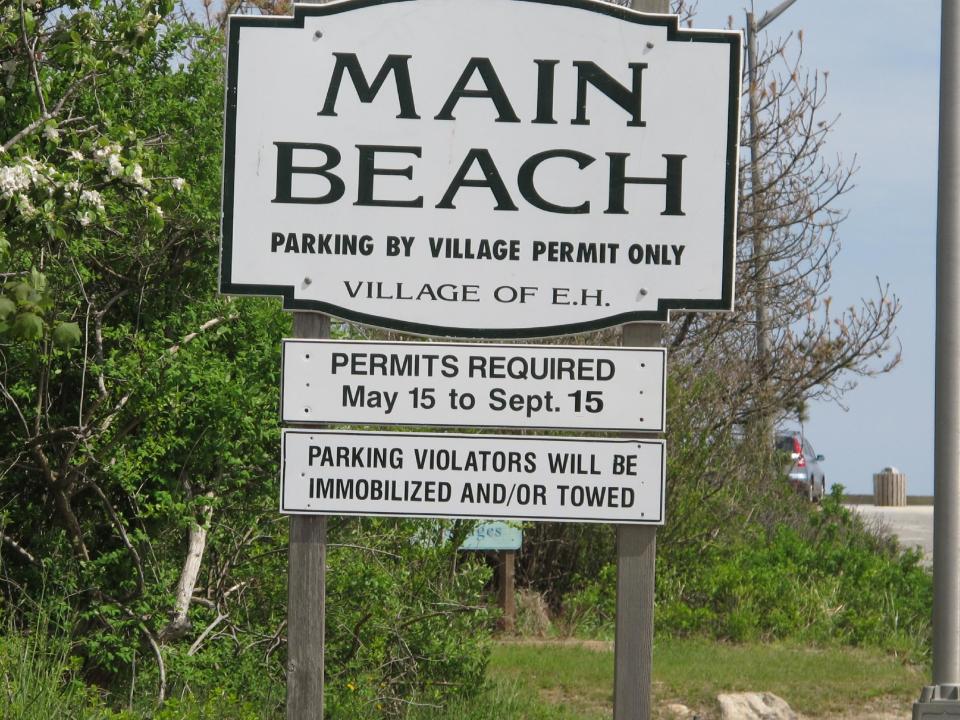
[693,1,941,496]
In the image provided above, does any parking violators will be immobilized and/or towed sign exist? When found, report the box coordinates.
[281,430,665,524]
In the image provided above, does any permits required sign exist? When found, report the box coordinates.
[280,430,665,524]
[221,0,741,338]
[281,339,665,432]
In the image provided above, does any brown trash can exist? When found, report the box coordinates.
[873,467,907,506]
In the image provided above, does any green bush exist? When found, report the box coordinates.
[560,487,932,661]
[1,520,494,719]
[537,370,931,662]
[559,564,617,638]
[321,519,494,718]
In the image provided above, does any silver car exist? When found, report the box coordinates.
[775,433,827,502]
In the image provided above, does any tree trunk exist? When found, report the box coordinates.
[160,492,214,641]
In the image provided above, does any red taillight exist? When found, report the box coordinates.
[792,437,806,467]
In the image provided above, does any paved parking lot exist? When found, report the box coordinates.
[846,504,934,565]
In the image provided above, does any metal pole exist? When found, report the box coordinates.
[745,11,770,432]
[915,1,960,716]
[755,0,800,33]
[745,3,801,438]
[933,0,960,685]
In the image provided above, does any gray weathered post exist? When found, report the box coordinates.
[611,5,666,720]
[615,323,661,720]
[285,2,332,715]
[287,312,330,719]
[914,1,960,716]
[498,550,516,633]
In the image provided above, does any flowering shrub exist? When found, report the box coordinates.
[0,6,495,717]
[0,1,181,347]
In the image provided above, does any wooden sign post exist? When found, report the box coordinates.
[615,321,663,719]
[286,312,329,720]
[615,4,667,716]
[498,550,517,633]
[286,2,332,716]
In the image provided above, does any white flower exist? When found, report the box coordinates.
[69,150,83,161]
[43,126,59,142]
[79,211,93,227]
[130,163,144,185]
[135,12,161,37]
[80,189,104,212]
[93,144,121,160]
[171,177,185,191]
[0,164,32,198]
[15,194,36,218]
[107,154,123,178]
[63,180,81,198]
[154,206,163,218]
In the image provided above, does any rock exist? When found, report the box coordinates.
[717,692,800,720]
[664,703,694,718]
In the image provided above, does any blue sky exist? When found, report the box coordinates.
[695,2,940,495]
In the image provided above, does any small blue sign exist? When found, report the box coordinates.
[459,522,522,551]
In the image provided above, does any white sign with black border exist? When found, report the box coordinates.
[281,430,665,524]
[281,339,665,432]
[221,0,741,338]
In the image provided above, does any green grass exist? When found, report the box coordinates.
[0,628,927,719]
[0,611,105,720]
[653,637,925,716]
[409,678,591,720]
[486,642,611,719]
[479,638,927,719]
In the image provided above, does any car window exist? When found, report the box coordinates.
[803,440,815,457]
[775,437,795,452]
